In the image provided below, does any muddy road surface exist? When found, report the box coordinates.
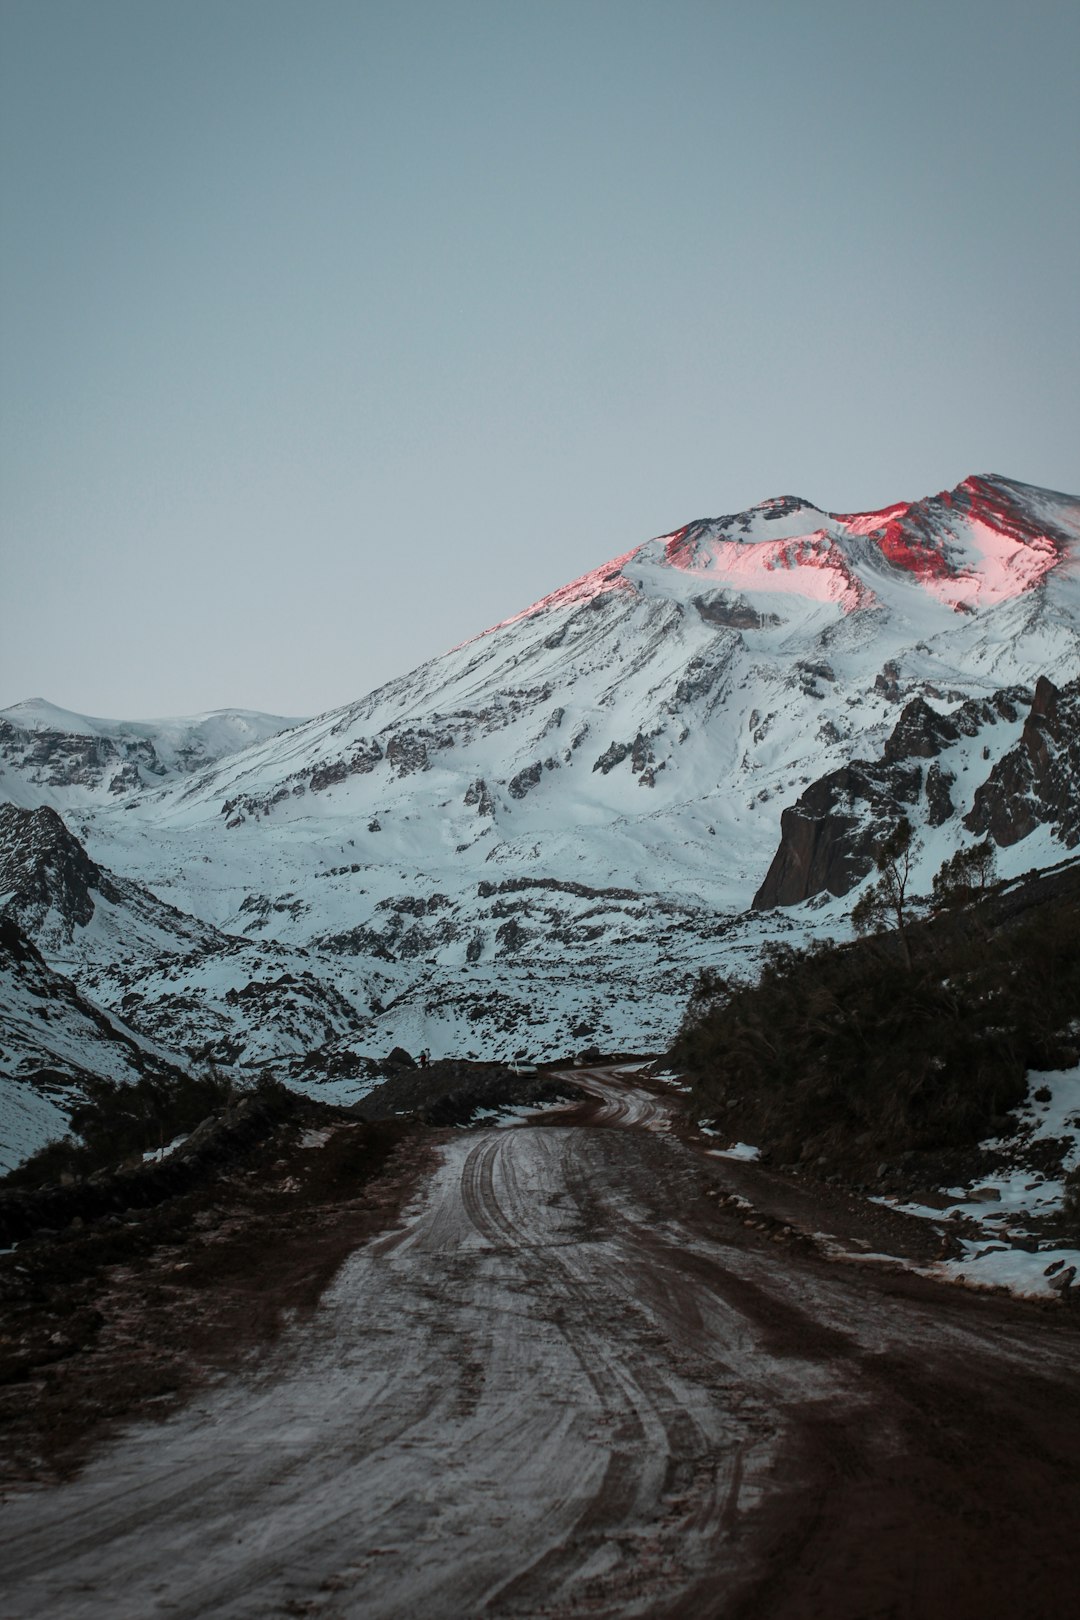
[1,1068,1077,1619]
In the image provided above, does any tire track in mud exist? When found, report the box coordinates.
[454,1122,778,1617]
[458,1128,677,1606]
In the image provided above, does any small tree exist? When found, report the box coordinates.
[931,839,997,910]
[852,816,918,968]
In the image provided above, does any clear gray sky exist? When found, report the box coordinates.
[2,0,1078,720]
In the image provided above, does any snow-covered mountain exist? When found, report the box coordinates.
[3,473,1080,1151]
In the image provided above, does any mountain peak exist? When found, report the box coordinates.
[609,474,1080,622]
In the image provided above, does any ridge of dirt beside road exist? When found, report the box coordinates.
[556,1067,958,1267]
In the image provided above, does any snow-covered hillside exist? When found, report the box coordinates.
[3,473,1080,1142]
[0,917,196,1173]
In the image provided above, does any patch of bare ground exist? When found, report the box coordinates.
[0,1107,437,1487]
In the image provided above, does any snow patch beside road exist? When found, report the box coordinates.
[873,1063,1080,1300]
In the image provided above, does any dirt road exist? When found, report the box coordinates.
[1,1068,1077,1619]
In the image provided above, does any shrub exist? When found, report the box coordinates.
[672,876,1080,1174]
[2,1066,238,1188]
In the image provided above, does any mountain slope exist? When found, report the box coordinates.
[3,473,1080,1102]
[0,804,392,1074]
[0,917,197,1173]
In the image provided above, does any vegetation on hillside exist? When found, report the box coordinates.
[673,858,1080,1181]
[2,1067,240,1189]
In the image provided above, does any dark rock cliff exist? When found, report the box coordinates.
[751,683,1042,909]
[966,676,1080,848]
[0,803,120,940]
[751,758,923,909]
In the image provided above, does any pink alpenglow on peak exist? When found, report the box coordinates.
[652,522,867,609]
[831,474,1075,606]
[461,474,1079,651]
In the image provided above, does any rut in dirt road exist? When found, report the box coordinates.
[0,1068,1077,1620]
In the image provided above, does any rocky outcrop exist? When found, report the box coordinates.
[309,739,383,793]
[966,677,1080,848]
[0,803,118,941]
[882,697,961,761]
[0,707,295,807]
[924,762,956,826]
[751,683,1036,913]
[508,761,544,799]
[464,778,495,815]
[694,593,782,630]
[0,802,221,964]
[0,719,162,795]
[0,915,197,1134]
[495,917,530,953]
[592,732,660,781]
[752,759,923,908]
[592,739,633,775]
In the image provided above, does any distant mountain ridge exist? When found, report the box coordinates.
[0,701,303,809]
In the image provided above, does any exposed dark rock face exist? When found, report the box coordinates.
[0,913,195,1102]
[631,733,655,774]
[966,677,1080,848]
[477,875,641,904]
[309,739,383,793]
[222,725,458,824]
[874,661,902,702]
[317,891,458,964]
[593,740,632,775]
[592,732,659,780]
[378,893,451,918]
[464,778,495,816]
[0,808,369,1071]
[794,660,836,700]
[752,760,923,909]
[0,803,222,965]
[673,647,734,712]
[925,762,956,827]
[495,917,529,953]
[754,694,964,906]
[384,1046,416,1070]
[0,803,118,941]
[753,678,1075,908]
[0,720,163,795]
[882,697,961,761]
[508,761,544,800]
[385,732,430,777]
[693,593,782,631]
